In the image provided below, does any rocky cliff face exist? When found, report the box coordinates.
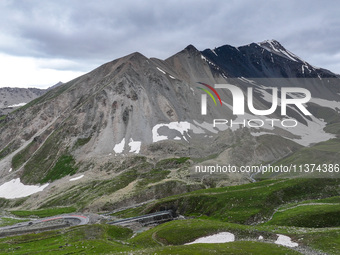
[0,40,339,211]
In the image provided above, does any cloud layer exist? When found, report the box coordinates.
[0,0,339,87]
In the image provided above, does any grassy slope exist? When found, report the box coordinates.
[1,211,339,254]
[264,204,340,228]
[0,218,27,227]
[10,207,77,218]
[0,224,133,255]
[133,242,301,255]
[40,169,141,209]
[0,221,301,255]
[273,138,340,167]
[276,196,340,209]
[134,220,340,255]
[39,157,194,210]
[129,217,340,255]
[297,229,340,255]
[1,178,340,254]
[40,155,78,183]
[130,219,272,247]
[114,178,340,224]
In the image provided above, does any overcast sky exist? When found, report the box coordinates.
[0,0,339,88]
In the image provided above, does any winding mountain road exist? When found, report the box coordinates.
[0,214,89,232]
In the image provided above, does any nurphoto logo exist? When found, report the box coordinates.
[197,82,312,128]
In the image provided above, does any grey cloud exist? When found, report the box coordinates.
[0,0,340,73]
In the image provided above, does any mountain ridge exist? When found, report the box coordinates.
[0,82,63,115]
[0,39,339,212]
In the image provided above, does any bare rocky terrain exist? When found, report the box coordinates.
[0,40,339,213]
[0,82,63,115]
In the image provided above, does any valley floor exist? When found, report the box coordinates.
[0,178,339,254]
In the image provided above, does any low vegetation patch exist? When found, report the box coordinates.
[0,141,20,162]
[0,224,133,254]
[155,157,190,169]
[271,139,340,170]
[0,218,27,227]
[40,155,78,183]
[131,219,271,247]
[74,136,92,149]
[297,229,340,255]
[12,142,36,170]
[134,241,301,255]
[21,130,65,184]
[116,178,340,225]
[10,207,77,218]
[265,203,340,228]
[39,170,139,209]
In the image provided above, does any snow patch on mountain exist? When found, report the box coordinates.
[258,40,300,62]
[156,67,166,74]
[278,49,298,62]
[201,55,219,68]
[311,98,340,111]
[248,109,333,146]
[6,102,27,108]
[195,97,332,146]
[0,178,48,199]
[211,49,218,56]
[185,232,235,245]
[275,234,298,247]
[290,116,334,146]
[128,138,141,153]
[152,121,191,142]
[301,64,312,74]
[113,138,125,154]
[238,77,257,84]
[113,138,142,154]
[70,175,84,181]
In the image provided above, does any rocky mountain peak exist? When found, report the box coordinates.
[257,39,303,63]
[0,39,339,192]
[258,39,283,49]
[184,44,198,52]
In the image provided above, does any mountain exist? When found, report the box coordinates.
[0,40,339,212]
[0,82,63,115]
[202,40,339,79]
[0,87,45,115]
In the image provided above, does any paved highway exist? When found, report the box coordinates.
[0,214,89,231]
